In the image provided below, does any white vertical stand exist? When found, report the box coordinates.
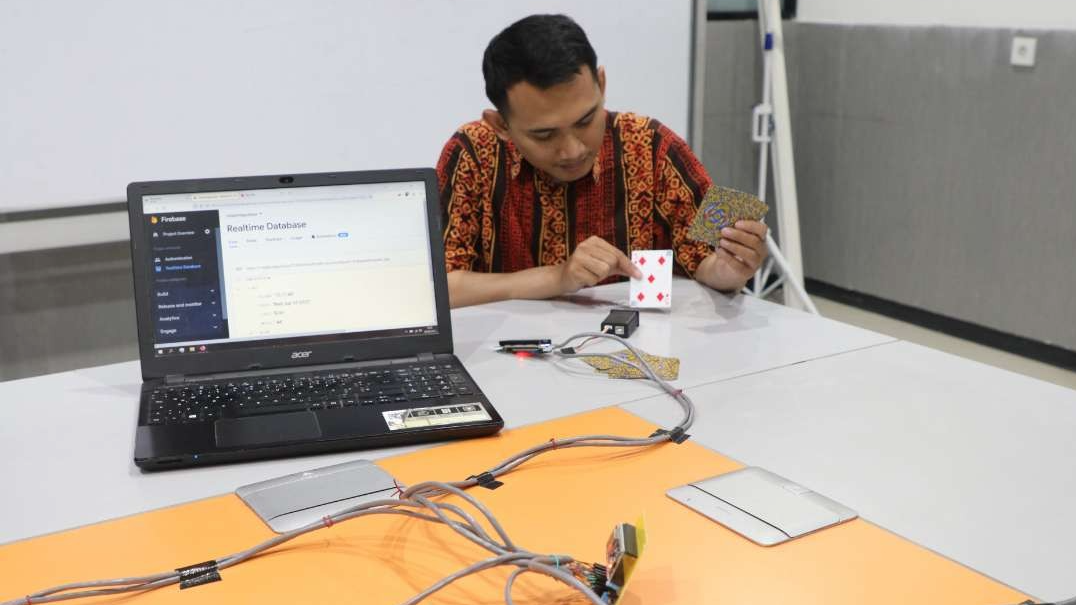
[689,0,708,156]
[748,0,817,314]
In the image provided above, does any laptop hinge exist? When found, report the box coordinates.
[164,374,186,385]
[417,352,435,361]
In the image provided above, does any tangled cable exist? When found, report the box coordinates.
[4,331,694,605]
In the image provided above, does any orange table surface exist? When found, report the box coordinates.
[1,407,1027,604]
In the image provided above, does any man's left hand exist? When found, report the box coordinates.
[698,220,769,292]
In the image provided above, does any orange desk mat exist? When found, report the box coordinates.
[2,407,1026,604]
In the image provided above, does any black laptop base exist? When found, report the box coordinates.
[134,356,503,471]
[135,418,502,471]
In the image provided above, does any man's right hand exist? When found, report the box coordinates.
[446,237,643,308]
[558,235,642,294]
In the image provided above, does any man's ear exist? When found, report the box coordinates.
[482,109,511,142]
[596,65,606,96]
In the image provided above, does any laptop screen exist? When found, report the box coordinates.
[139,181,439,358]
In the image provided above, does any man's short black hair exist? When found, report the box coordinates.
[482,14,598,116]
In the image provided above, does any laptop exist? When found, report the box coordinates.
[127,168,503,471]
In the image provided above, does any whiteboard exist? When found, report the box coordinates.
[798,0,1076,30]
[0,0,693,212]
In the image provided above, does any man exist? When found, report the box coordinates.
[437,14,768,308]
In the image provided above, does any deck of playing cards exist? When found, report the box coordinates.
[686,186,769,247]
[630,250,673,309]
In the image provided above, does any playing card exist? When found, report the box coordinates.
[629,249,672,309]
[605,351,680,380]
[686,185,769,247]
[579,349,680,380]
[579,354,617,371]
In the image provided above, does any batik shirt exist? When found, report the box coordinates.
[436,111,713,279]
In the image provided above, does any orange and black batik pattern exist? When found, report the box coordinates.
[435,111,713,280]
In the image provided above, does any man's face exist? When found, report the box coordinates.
[487,66,607,183]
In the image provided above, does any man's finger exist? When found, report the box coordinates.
[721,227,769,266]
[719,238,761,268]
[590,252,640,282]
[590,240,641,279]
[570,263,602,287]
[720,227,762,247]
[716,248,755,279]
[586,246,622,272]
[578,245,623,280]
[579,236,641,279]
[616,252,643,279]
[733,220,768,239]
[579,255,613,280]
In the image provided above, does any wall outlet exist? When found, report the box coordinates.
[1011,36,1037,67]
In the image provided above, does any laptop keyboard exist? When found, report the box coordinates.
[145,363,475,425]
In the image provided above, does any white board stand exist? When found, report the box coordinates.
[748,0,817,314]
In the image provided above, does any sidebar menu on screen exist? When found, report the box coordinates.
[146,210,229,346]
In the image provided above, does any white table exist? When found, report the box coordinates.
[0,279,891,544]
[623,340,1076,603]
[452,278,894,427]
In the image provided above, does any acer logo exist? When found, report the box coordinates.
[290,351,312,359]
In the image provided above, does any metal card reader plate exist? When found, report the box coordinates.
[667,466,857,546]
[236,459,398,533]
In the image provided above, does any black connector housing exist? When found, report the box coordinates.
[601,309,639,339]
[496,339,553,354]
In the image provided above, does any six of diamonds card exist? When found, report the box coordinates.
[629,250,673,309]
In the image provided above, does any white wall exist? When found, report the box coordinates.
[798,0,1076,30]
[0,0,692,214]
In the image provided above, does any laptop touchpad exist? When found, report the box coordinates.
[215,412,322,448]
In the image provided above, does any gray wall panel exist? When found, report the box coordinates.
[702,21,761,193]
[705,21,1076,351]
[702,21,782,237]
[0,243,138,381]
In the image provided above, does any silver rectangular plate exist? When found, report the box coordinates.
[667,466,857,546]
[236,459,398,533]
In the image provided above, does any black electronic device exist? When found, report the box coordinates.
[601,309,639,339]
[496,339,554,354]
[127,168,503,470]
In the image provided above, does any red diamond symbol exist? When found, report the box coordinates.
[638,257,646,265]
[647,274,655,284]
[658,256,666,265]
[636,292,645,301]
[657,293,665,302]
